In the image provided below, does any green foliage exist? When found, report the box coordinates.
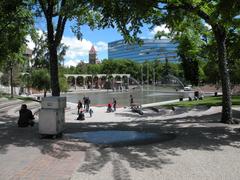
[31,32,49,68]
[0,56,23,87]
[31,31,69,68]
[92,0,159,43]
[86,64,102,74]
[58,69,69,92]
[165,96,240,108]
[61,59,183,86]
[101,59,116,74]
[59,76,69,92]
[0,0,34,66]
[31,68,50,95]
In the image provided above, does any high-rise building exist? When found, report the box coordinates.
[108,39,179,63]
[89,45,97,64]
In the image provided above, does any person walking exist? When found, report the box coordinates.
[113,98,117,111]
[83,96,86,109]
[130,95,134,106]
[85,97,91,112]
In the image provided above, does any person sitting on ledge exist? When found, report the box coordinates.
[107,103,112,113]
[18,104,35,127]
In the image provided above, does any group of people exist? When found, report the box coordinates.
[77,96,93,120]
[17,95,136,126]
[107,98,117,113]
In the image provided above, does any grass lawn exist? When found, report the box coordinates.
[165,95,240,108]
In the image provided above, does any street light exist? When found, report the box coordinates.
[153,66,155,86]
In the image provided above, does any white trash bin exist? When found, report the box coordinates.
[39,97,66,137]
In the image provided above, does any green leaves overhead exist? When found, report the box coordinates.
[91,0,159,43]
[0,0,34,65]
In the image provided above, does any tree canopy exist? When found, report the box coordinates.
[94,0,240,123]
[0,0,33,65]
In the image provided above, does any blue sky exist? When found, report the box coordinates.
[27,18,169,67]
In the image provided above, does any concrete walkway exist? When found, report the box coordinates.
[0,98,240,180]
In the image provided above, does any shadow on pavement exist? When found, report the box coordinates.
[1,109,240,179]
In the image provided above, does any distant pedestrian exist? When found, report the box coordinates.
[77,110,85,120]
[89,108,93,117]
[85,97,91,112]
[113,98,117,111]
[107,103,112,113]
[130,95,134,106]
[83,96,86,109]
[77,100,83,114]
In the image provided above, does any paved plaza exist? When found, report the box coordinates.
[1,98,240,180]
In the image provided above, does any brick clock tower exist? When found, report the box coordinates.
[89,45,97,64]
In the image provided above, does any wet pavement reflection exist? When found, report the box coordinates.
[65,130,176,147]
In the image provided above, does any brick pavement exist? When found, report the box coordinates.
[0,100,90,180]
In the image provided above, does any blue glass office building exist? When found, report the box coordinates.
[108,39,179,63]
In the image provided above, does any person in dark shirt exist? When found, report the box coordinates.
[77,110,85,120]
[18,104,35,127]
[113,98,117,112]
[77,100,83,114]
[130,95,134,106]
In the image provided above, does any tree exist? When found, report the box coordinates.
[159,1,239,123]
[31,31,68,68]
[1,53,25,98]
[35,0,102,96]
[101,60,117,74]
[31,68,50,97]
[31,32,49,68]
[0,0,33,65]
[95,0,240,123]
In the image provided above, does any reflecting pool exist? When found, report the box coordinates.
[63,86,184,106]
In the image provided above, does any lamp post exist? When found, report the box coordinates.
[153,66,155,86]
[141,64,143,86]
[147,63,149,87]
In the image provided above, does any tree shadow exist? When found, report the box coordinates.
[66,109,240,179]
[1,107,240,180]
[0,117,90,159]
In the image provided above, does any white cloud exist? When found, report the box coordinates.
[64,59,79,67]
[62,36,93,59]
[62,36,108,65]
[150,25,170,36]
[96,41,108,51]
[26,29,45,50]
[27,32,108,66]
[26,35,35,50]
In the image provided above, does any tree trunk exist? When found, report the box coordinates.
[44,2,61,97]
[44,89,47,97]
[10,67,13,98]
[49,45,60,96]
[213,25,233,123]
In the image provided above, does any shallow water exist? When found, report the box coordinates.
[65,130,175,146]
[63,86,183,106]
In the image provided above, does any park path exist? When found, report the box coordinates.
[1,98,240,180]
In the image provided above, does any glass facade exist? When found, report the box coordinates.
[108,39,179,63]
